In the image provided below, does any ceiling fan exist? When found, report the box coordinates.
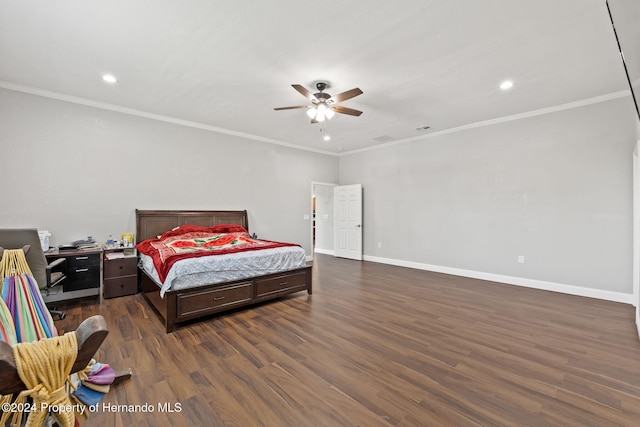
[274,82,363,123]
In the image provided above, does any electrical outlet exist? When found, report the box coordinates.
[518,255,525,264]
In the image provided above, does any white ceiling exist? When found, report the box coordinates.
[0,0,629,154]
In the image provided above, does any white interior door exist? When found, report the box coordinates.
[334,184,363,260]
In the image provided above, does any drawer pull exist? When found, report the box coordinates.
[279,281,288,286]
[75,268,89,273]
[75,256,89,260]
[213,296,226,301]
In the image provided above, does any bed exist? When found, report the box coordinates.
[135,209,312,332]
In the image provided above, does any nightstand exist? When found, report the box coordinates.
[103,248,138,299]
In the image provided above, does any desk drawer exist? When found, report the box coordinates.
[46,250,102,292]
[255,270,308,300]
[177,282,253,319]
[63,265,100,291]
[66,254,100,269]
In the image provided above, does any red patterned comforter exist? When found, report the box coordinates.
[136,224,300,282]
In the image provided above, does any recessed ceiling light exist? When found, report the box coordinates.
[102,74,118,84]
[500,80,514,90]
[323,135,331,142]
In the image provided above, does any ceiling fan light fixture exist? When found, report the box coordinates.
[274,82,363,123]
[325,108,335,120]
[315,103,328,121]
[306,107,317,119]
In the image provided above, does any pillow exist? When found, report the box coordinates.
[157,224,248,240]
[209,224,248,234]
[158,225,214,240]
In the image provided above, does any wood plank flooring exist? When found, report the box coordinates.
[54,254,640,426]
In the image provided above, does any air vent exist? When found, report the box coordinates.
[415,125,431,131]
[373,135,395,143]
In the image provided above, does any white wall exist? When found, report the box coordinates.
[0,88,339,254]
[340,97,637,299]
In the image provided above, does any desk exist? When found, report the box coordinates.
[45,248,103,304]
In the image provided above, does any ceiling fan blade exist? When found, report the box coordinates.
[292,84,317,100]
[274,105,309,110]
[331,88,363,103]
[333,105,363,116]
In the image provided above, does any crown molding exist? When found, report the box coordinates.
[0,80,628,158]
[0,80,339,157]
[341,90,631,156]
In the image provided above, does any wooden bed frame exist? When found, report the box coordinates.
[136,209,312,333]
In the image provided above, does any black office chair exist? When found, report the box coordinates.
[0,228,67,320]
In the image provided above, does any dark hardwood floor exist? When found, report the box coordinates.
[55,254,640,426]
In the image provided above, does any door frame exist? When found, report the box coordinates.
[310,181,338,257]
[633,144,640,337]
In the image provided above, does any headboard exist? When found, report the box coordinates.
[135,210,249,243]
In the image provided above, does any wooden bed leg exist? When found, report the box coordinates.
[166,293,177,333]
[165,319,174,333]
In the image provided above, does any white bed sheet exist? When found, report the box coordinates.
[139,246,307,297]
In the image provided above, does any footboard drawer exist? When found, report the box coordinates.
[255,270,308,300]
[176,282,253,319]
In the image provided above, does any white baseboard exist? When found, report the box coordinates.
[305,255,314,263]
[314,248,334,256]
[363,255,634,305]
[637,309,640,340]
